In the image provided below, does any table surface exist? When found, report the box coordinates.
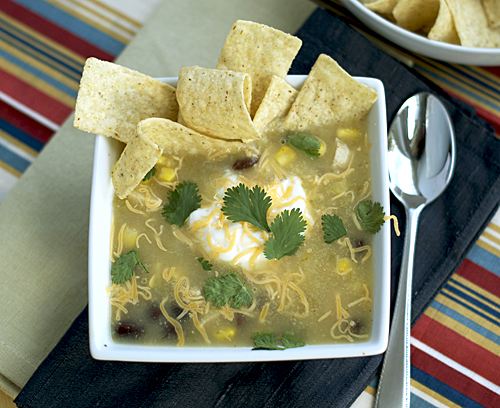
[1,1,500,407]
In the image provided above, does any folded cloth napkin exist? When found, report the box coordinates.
[15,8,500,408]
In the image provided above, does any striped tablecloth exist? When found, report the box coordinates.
[1,1,499,407]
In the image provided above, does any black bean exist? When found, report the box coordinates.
[352,238,365,248]
[116,321,144,337]
[232,156,259,170]
[149,303,162,320]
[349,318,364,335]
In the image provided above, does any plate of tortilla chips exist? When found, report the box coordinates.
[339,0,500,65]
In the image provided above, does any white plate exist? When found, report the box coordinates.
[88,75,390,362]
[339,0,500,66]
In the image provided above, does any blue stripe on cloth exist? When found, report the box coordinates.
[449,277,500,316]
[0,16,82,77]
[10,0,125,56]
[0,117,43,152]
[410,392,443,408]
[467,245,500,278]
[431,298,500,344]
[0,143,31,173]
[411,366,485,408]
[0,47,78,98]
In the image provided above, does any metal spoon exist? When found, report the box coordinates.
[374,92,456,407]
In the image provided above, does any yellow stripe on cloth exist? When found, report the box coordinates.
[0,10,85,72]
[477,239,500,258]
[0,37,80,91]
[411,379,463,408]
[0,56,75,107]
[453,275,500,313]
[0,129,38,158]
[0,160,21,178]
[424,306,500,356]
[87,0,142,28]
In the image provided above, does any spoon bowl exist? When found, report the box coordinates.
[375,92,456,407]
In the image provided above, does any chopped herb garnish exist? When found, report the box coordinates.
[203,272,253,309]
[251,331,305,350]
[111,249,148,285]
[281,331,306,348]
[357,200,385,234]
[221,183,272,232]
[264,208,307,260]
[197,257,213,271]
[142,166,156,181]
[322,214,347,243]
[162,181,202,227]
[288,134,322,156]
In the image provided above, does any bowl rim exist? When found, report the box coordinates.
[88,75,390,362]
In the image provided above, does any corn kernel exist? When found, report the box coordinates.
[275,146,296,166]
[156,156,169,166]
[158,167,176,182]
[337,128,359,139]
[123,226,138,248]
[215,328,236,340]
[338,257,353,274]
[318,140,326,156]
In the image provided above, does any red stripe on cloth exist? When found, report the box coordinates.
[0,99,53,143]
[411,345,500,407]
[0,67,72,125]
[0,0,114,61]
[445,89,500,135]
[455,258,500,299]
[412,314,500,386]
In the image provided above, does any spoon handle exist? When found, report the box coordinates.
[374,207,422,408]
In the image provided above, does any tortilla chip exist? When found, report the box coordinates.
[393,0,440,33]
[446,0,500,47]
[282,54,378,135]
[253,76,298,132]
[363,0,399,15]
[74,57,178,143]
[176,66,260,143]
[428,0,460,44]
[216,20,302,117]
[111,118,247,198]
[482,0,500,28]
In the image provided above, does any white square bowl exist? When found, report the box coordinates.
[88,75,390,362]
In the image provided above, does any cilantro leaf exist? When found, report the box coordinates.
[162,181,202,227]
[357,200,385,234]
[321,214,347,243]
[202,272,253,309]
[221,183,272,232]
[264,208,307,260]
[197,257,213,271]
[251,332,284,350]
[281,331,305,348]
[111,249,149,284]
[288,134,322,156]
[142,166,156,181]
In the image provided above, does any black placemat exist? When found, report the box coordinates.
[15,8,500,408]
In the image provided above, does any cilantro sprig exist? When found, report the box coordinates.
[111,249,148,284]
[264,209,307,260]
[288,134,322,156]
[357,200,385,234]
[321,214,347,243]
[251,331,305,350]
[142,166,156,181]
[221,183,272,232]
[197,257,213,271]
[203,272,253,309]
[162,181,202,227]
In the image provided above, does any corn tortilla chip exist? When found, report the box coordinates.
[74,57,178,143]
[282,54,378,135]
[253,76,298,132]
[112,118,247,198]
[393,0,440,33]
[482,0,500,28]
[446,0,500,47]
[216,20,302,117]
[428,0,460,44]
[176,66,260,143]
[363,0,399,15]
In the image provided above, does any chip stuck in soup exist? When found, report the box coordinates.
[75,20,387,350]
